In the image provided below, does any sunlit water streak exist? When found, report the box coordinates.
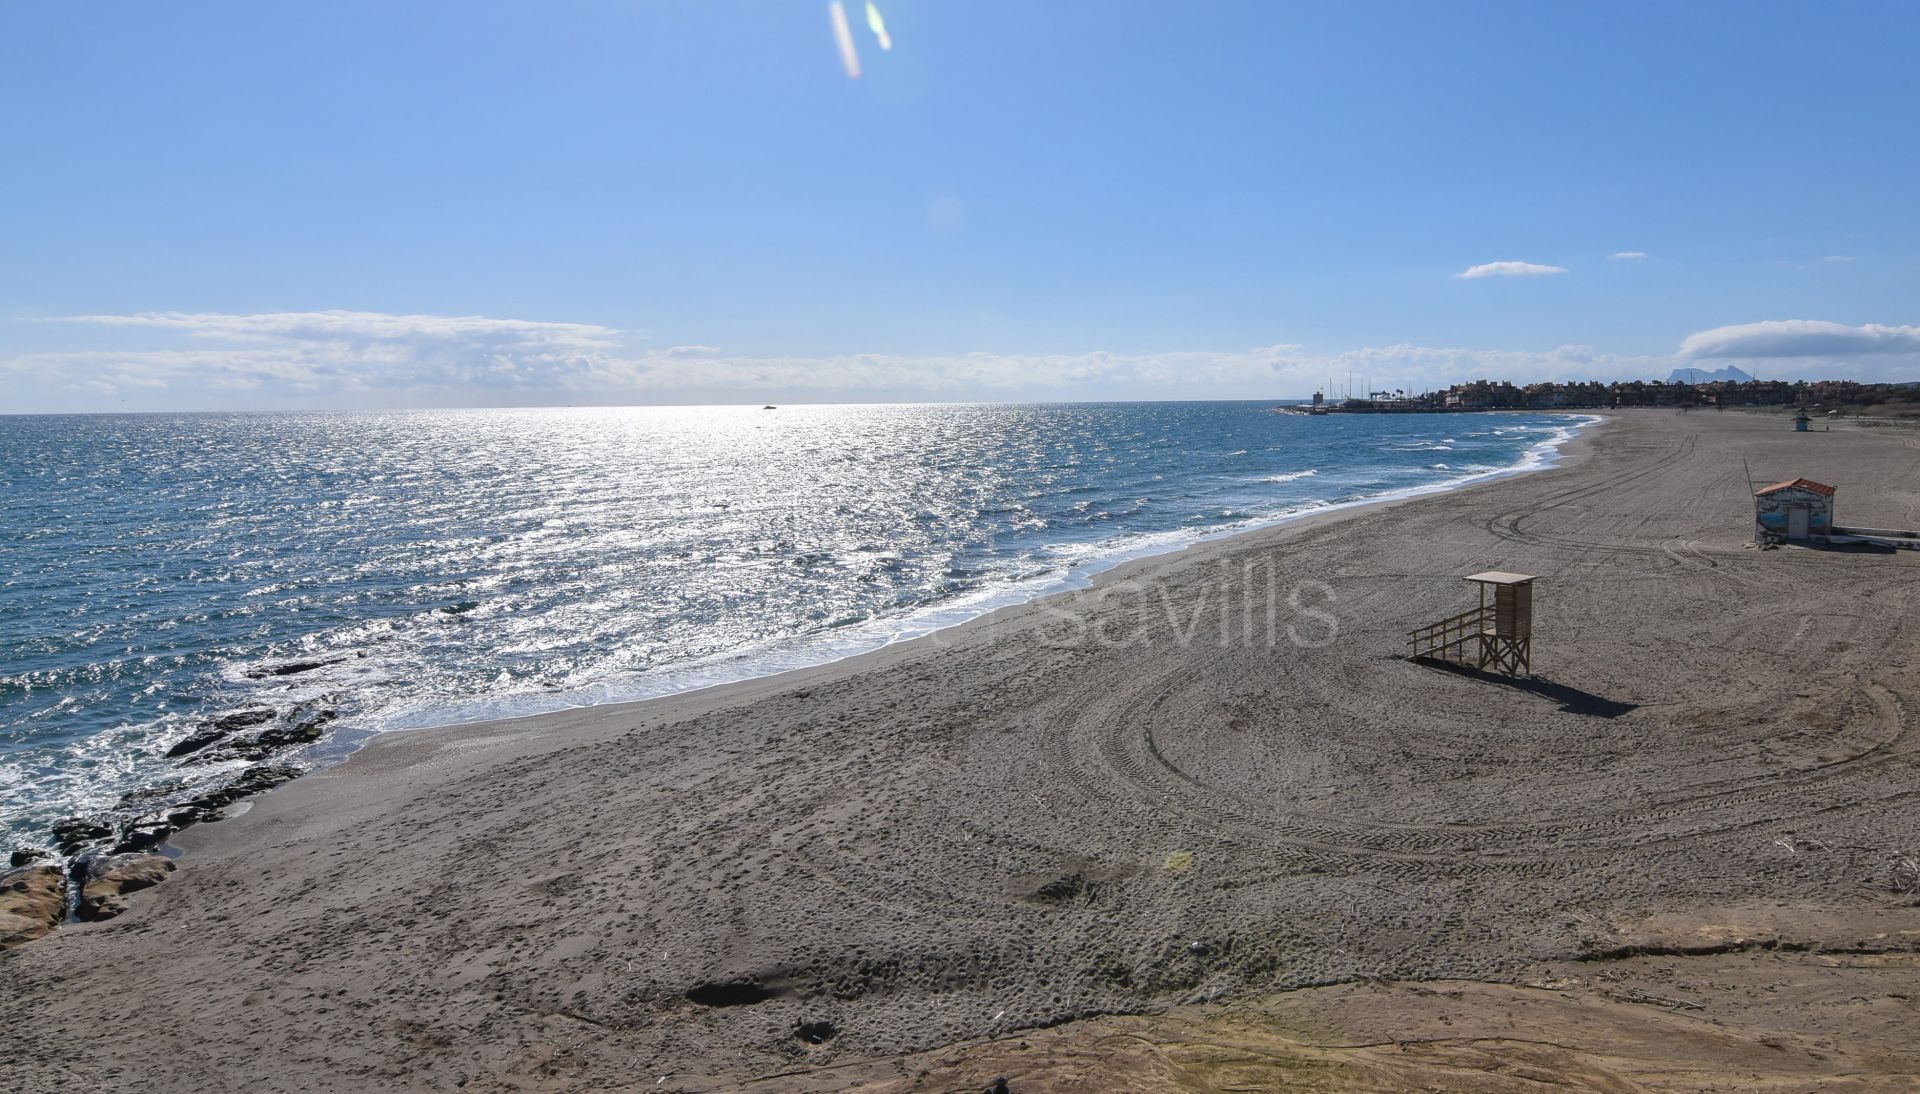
[0,403,1591,848]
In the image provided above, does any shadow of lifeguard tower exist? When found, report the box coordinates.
[1407,571,1535,675]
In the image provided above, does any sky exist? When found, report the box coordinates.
[3,0,1918,412]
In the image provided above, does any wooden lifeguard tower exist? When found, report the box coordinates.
[1407,571,1536,675]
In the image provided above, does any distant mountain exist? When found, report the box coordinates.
[1667,365,1755,385]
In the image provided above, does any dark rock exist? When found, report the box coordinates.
[116,779,187,808]
[88,764,303,859]
[0,864,67,947]
[78,853,175,921]
[70,850,99,880]
[166,804,224,827]
[9,848,51,868]
[213,725,318,762]
[206,707,275,733]
[1187,941,1212,956]
[225,763,302,798]
[287,697,338,725]
[170,708,277,756]
[111,813,179,855]
[245,658,342,679]
[258,713,331,749]
[193,704,333,763]
[176,764,302,813]
[51,817,114,856]
[167,729,231,759]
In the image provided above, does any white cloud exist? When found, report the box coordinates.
[15,310,629,402]
[56,309,621,349]
[1457,261,1567,279]
[1679,320,1920,359]
[1609,251,1647,260]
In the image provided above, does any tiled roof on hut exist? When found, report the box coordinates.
[1754,477,1836,497]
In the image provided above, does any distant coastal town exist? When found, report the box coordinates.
[1292,373,1920,415]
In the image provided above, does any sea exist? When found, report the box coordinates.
[0,402,1593,852]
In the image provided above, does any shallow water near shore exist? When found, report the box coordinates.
[0,402,1588,849]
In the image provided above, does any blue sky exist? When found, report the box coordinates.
[4,1,1917,411]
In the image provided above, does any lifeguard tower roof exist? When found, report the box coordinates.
[1464,571,1536,586]
[1754,478,1835,497]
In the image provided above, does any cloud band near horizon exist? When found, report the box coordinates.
[1679,319,1920,359]
[4,309,1915,412]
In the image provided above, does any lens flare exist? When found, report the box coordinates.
[865,1,892,50]
[828,1,861,79]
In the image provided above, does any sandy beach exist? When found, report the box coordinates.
[6,408,1920,1092]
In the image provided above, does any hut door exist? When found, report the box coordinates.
[1788,506,1810,540]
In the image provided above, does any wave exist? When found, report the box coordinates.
[373,415,1600,736]
[1,408,1603,842]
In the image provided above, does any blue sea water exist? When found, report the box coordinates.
[0,402,1591,851]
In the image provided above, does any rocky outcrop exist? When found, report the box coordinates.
[105,764,302,854]
[51,816,114,857]
[212,717,331,762]
[8,749,308,943]
[116,780,188,811]
[205,708,277,733]
[111,813,183,855]
[185,763,301,810]
[77,853,175,921]
[187,702,334,765]
[165,707,276,758]
[15,750,310,941]
[0,864,67,947]
[165,730,228,759]
[244,658,344,679]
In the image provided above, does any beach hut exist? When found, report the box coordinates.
[1753,478,1835,542]
[1794,408,1812,432]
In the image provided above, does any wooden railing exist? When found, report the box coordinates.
[1408,604,1491,663]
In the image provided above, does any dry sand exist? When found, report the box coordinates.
[4,409,1919,1092]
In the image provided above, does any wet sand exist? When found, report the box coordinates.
[4,409,1919,1091]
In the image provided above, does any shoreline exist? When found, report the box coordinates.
[8,407,1917,1092]
[4,408,1592,865]
[331,411,1603,741]
[173,417,1605,861]
[237,411,1606,807]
